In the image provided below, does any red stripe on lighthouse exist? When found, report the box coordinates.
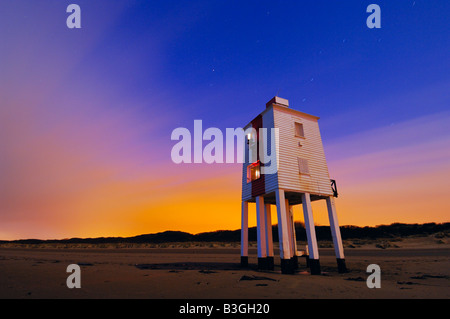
[251,115,265,197]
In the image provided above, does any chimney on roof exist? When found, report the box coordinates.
[266,96,289,108]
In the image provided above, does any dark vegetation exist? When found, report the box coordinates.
[1,222,448,245]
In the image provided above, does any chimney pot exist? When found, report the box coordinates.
[266,96,289,108]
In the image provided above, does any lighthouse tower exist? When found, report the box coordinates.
[240,96,346,275]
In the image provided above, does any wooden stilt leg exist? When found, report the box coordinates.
[276,189,293,274]
[326,196,347,273]
[289,206,299,269]
[285,199,298,269]
[240,201,249,267]
[265,204,274,270]
[256,196,268,270]
[302,193,321,275]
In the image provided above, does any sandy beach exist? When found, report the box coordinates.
[0,235,448,299]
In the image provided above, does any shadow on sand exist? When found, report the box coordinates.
[134,262,257,271]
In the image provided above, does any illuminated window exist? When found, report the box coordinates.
[247,161,261,183]
[247,131,256,147]
[294,122,304,137]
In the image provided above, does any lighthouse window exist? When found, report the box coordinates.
[294,122,305,137]
[247,161,261,183]
[298,157,310,175]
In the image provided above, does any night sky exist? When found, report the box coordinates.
[1,1,449,239]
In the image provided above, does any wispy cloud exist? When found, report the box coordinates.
[321,111,450,226]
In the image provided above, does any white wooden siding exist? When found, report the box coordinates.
[273,106,333,196]
[241,124,252,201]
[262,108,279,194]
[297,157,310,175]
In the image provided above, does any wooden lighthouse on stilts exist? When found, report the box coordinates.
[240,96,347,275]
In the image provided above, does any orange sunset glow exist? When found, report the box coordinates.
[1,2,449,241]
[1,109,449,240]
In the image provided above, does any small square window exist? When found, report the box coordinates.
[298,157,310,175]
[247,161,261,183]
[295,122,304,137]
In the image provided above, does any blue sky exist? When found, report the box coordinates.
[0,1,449,239]
[75,0,449,138]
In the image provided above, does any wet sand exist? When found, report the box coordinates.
[0,239,448,299]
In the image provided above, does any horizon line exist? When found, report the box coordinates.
[1,221,448,242]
